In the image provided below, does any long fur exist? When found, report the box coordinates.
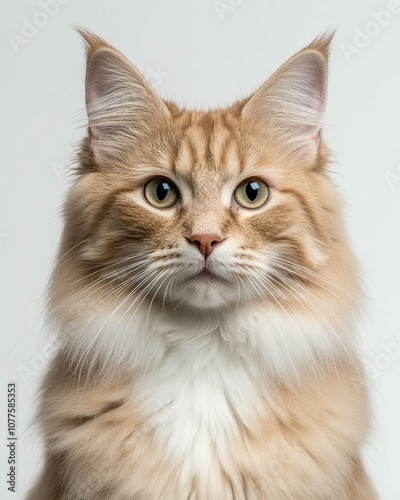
[27,30,376,499]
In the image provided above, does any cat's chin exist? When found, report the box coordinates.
[172,273,239,310]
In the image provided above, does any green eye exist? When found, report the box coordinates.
[144,178,179,208]
[234,179,270,209]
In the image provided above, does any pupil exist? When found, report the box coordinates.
[156,182,170,201]
[246,181,260,202]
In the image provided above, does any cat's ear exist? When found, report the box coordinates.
[241,33,333,165]
[78,28,170,164]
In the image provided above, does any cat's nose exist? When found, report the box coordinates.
[188,233,224,259]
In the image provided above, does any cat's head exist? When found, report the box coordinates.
[56,30,357,319]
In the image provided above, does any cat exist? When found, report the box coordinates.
[27,29,377,499]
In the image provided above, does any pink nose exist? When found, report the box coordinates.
[188,233,224,259]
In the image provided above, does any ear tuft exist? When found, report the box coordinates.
[75,26,111,58]
[304,30,335,61]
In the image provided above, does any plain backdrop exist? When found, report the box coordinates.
[1,0,400,498]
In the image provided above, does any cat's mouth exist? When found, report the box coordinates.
[197,269,215,279]
[192,268,226,283]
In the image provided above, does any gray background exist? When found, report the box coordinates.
[1,0,400,498]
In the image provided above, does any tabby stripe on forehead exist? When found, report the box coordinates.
[180,111,194,130]
[220,115,246,173]
[168,138,181,173]
[173,136,197,173]
[182,126,204,168]
[168,113,194,172]
[218,136,230,171]
[199,114,215,165]
[199,112,215,135]
[235,140,246,174]
[186,137,198,169]
[220,112,236,137]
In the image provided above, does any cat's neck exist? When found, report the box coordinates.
[55,294,355,382]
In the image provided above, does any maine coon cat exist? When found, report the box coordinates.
[28,30,376,499]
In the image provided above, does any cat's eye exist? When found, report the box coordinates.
[144,178,179,209]
[234,179,270,209]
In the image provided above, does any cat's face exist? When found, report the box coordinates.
[62,31,353,314]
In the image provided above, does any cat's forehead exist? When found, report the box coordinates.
[130,107,283,192]
[164,109,258,180]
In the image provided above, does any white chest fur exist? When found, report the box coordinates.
[57,299,355,496]
[133,333,265,494]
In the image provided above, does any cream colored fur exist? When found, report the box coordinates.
[27,30,376,499]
